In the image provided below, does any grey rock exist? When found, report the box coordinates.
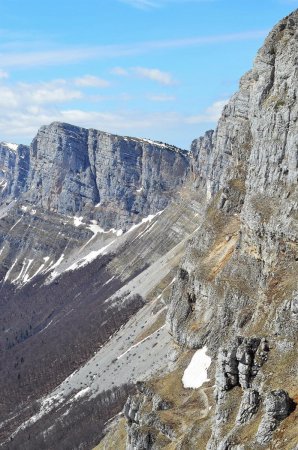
[25,122,190,230]
[0,142,30,202]
[257,390,295,444]
[236,389,260,424]
[216,337,268,392]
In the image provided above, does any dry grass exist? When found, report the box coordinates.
[250,195,275,224]
[199,215,240,282]
[233,407,264,448]
[93,417,127,450]
[271,396,298,450]
[144,351,215,445]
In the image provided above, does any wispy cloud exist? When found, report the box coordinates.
[0,79,83,109]
[74,75,111,88]
[0,69,9,79]
[186,99,229,124]
[0,30,268,69]
[119,0,215,9]
[120,0,159,8]
[0,76,228,146]
[111,67,129,76]
[134,67,176,85]
[111,65,176,85]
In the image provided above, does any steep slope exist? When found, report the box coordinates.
[0,126,196,448]
[0,123,190,289]
[122,10,298,450]
[0,189,202,449]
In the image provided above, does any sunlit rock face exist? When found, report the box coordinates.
[125,10,298,450]
[25,122,190,230]
[0,142,30,200]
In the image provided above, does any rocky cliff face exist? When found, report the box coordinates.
[124,10,298,450]
[0,142,30,200]
[0,123,190,288]
[1,9,298,450]
[25,122,189,230]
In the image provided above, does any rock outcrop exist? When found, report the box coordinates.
[125,10,298,450]
[1,8,298,450]
[25,122,190,230]
[0,142,30,200]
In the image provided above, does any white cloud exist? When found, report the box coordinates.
[0,96,229,146]
[119,0,159,8]
[0,108,178,142]
[186,99,229,124]
[0,69,8,79]
[74,75,111,88]
[134,67,176,85]
[119,0,214,9]
[0,80,82,108]
[0,31,268,68]
[111,65,176,85]
[111,66,129,76]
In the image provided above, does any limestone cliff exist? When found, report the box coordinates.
[0,142,30,200]
[25,122,189,230]
[124,10,298,450]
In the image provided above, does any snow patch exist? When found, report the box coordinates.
[127,210,164,234]
[9,216,23,232]
[73,387,90,400]
[103,276,115,286]
[65,241,115,272]
[2,142,18,152]
[182,346,211,389]
[4,259,17,282]
[73,216,84,227]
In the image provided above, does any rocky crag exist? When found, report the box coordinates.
[1,9,298,450]
[0,121,198,447]
[1,123,189,230]
[121,10,298,450]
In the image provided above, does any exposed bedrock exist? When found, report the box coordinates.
[128,10,298,450]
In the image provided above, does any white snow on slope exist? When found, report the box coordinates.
[182,346,211,389]
[65,240,115,272]
[73,216,84,227]
[4,259,18,282]
[127,210,163,235]
[2,142,18,152]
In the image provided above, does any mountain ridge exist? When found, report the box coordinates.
[1,8,298,450]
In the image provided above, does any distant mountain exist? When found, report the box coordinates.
[1,9,298,450]
[0,122,197,449]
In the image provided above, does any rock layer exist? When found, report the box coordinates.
[25,122,190,229]
[125,10,298,450]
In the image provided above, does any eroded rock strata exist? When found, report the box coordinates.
[1,9,298,450]
[123,10,298,450]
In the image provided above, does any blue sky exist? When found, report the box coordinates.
[0,0,297,148]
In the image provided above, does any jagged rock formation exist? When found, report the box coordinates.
[0,137,200,448]
[24,122,189,230]
[1,9,298,450]
[123,10,298,450]
[0,123,190,288]
[0,142,30,199]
